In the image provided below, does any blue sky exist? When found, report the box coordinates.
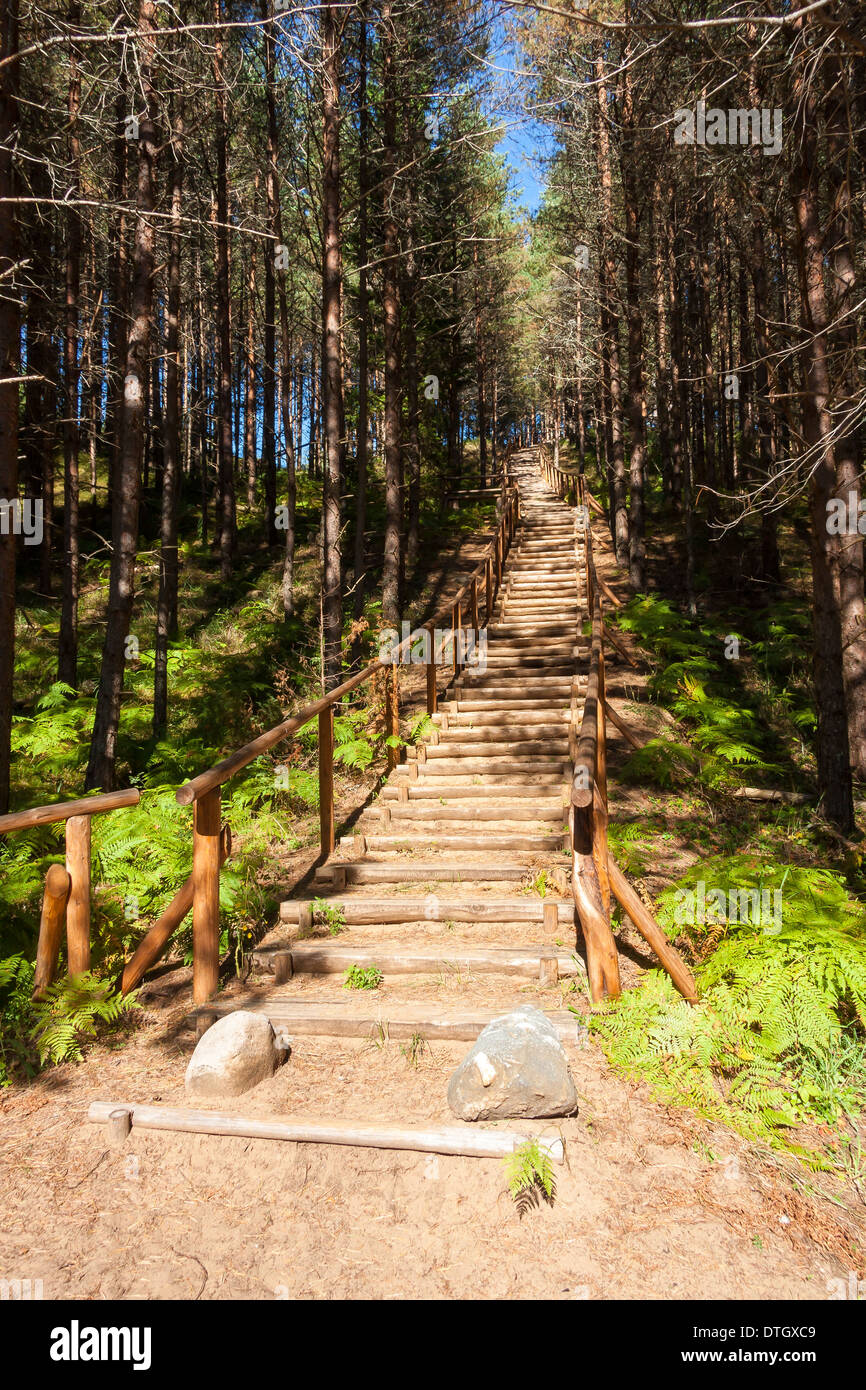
[486,17,549,215]
[497,120,547,214]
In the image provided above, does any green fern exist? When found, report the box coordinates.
[30,973,141,1066]
[502,1140,557,1216]
[590,859,866,1153]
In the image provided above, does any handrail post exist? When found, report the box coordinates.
[65,814,92,976]
[319,705,336,853]
[485,554,493,624]
[426,646,438,715]
[470,575,479,644]
[594,624,610,915]
[192,788,221,1005]
[33,864,71,999]
[384,665,400,772]
[452,600,461,675]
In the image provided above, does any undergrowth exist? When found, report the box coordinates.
[614,594,814,792]
[590,858,866,1161]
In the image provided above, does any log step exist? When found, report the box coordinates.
[315,862,533,884]
[424,740,569,757]
[417,758,569,775]
[88,1101,567,1163]
[253,943,582,978]
[279,897,574,924]
[189,999,586,1045]
[364,833,569,851]
[453,699,572,712]
[439,717,569,728]
[381,803,565,822]
[388,774,567,791]
[434,725,568,741]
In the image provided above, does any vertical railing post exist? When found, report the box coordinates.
[385,666,400,772]
[595,626,610,916]
[33,864,71,998]
[470,575,479,644]
[192,788,221,1005]
[319,704,336,850]
[452,601,461,675]
[485,554,493,624]
[426,644,438,715]
[65,814,92,976]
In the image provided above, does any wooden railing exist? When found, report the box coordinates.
[2,486,519,1008]
[173,481,520,1004]
[0,790,141,997]
[539,444,698,1005]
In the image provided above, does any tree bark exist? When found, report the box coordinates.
[0,0,19,815]
[789,59,853,830]
[320,2,343,686]
[352,5,369,649]
[85,0,157,792]
[154,102,183,735]
[213,0,236,582]
[59,5,82,689]
[381,0,402,627]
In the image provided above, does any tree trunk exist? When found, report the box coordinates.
[352,5,369,648]
[0,0,19,815]
[825,56,866,780]
[213,0,236,583]
[381,0,402,627]
[154,103,184,735]
[85,0,157,792]
[789,62,853,830]
[59,4,82,688]
[619,61,645,591]
[595,58,628,566]
[320,2,343,686]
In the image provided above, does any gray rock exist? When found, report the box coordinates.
[185,1011,283,1099]
[447,1004,577,1122]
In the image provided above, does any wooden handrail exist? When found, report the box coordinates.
[0,788,143,997]
[178,483,520,1003]
[0,787,140,834]
[175,485,519,808]
[539,448,697,1006]
[9,486,523,1010]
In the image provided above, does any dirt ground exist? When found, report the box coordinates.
[0,996,860,1300]
[1,486,863,1302]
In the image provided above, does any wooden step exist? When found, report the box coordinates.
[455,686,573,701]
[254,943,582,979]
[453,699,571,712]
[364,832,569,851]
[315,862,533,884]
[383,779,565,798]
[491,623,580,635]
[192,999,586,1045]
[280,896,574,924]
[435,725,568,742]
[424,740,569,758]
[382,803,565,822]
[445,710,568,726]
[486,641,580,657]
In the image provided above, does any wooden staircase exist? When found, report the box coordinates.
[185,446,696,1066]
[193,449,602,1047]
